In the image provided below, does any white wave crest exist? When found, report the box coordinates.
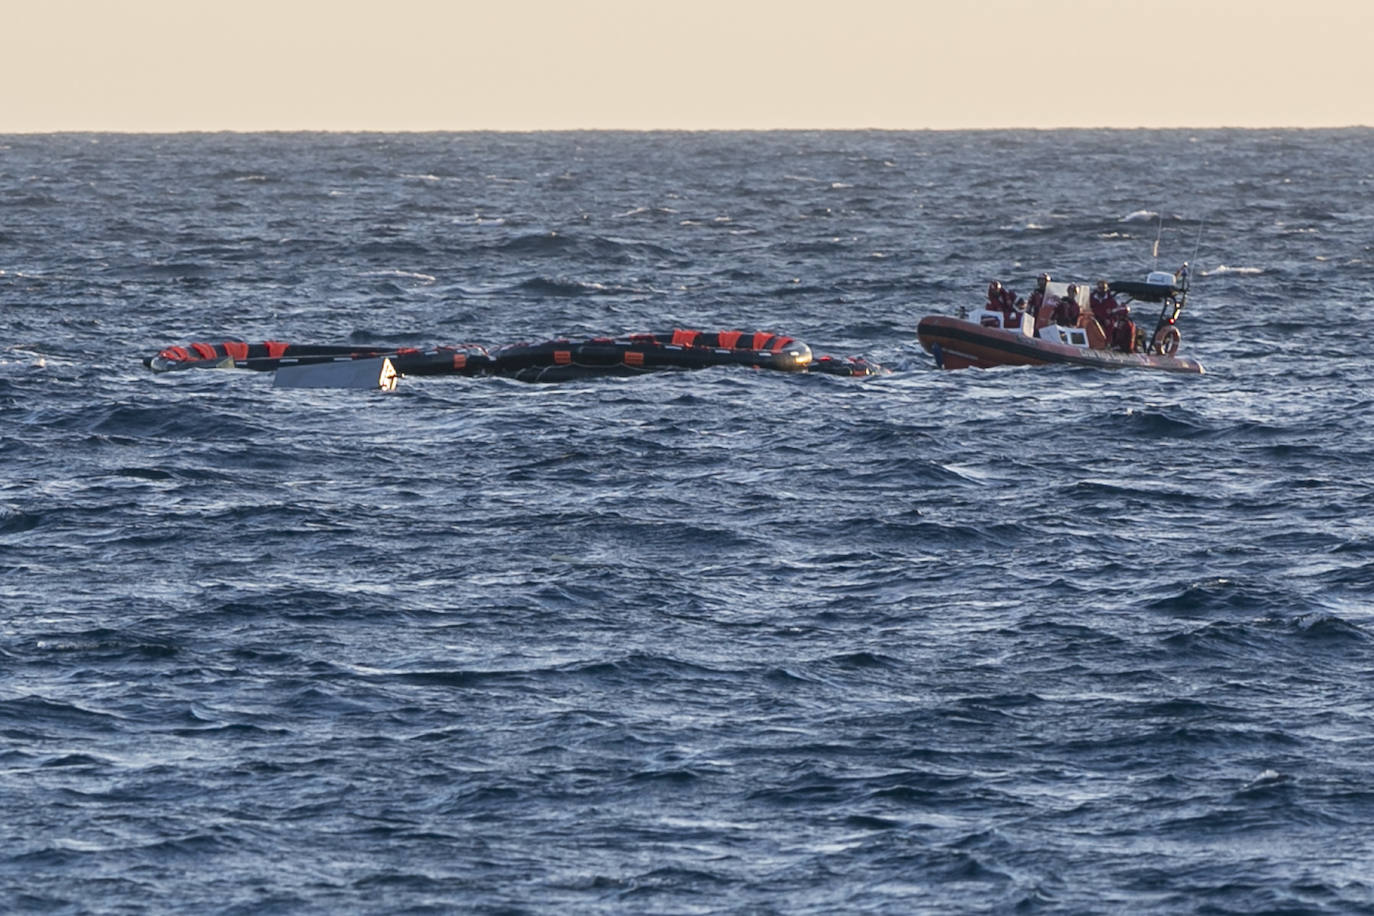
[361,269,437,284]
[1121,210,1159,222]
[1204,265,1263,275]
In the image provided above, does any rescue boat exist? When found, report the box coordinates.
[143,329,886,390]
[917,267,1204,374]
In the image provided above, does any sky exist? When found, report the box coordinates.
[3,0,1372,132]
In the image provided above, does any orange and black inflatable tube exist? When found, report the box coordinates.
[144,330,851,378]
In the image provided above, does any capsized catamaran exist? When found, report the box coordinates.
[143,330,887,390]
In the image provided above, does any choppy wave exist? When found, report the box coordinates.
[2,128,1373,914]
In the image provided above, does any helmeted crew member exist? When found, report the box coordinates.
[981,281,1004,328]
[985,281,1003,309]
[986,280,1023,328]
[1090,279,1135,351]
[1088,280,1119,325]
[1026,273,1051,320]
[1053,284,1081,326]
[1000,285,1024,328]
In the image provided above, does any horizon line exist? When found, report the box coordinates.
[4,124,1373,136]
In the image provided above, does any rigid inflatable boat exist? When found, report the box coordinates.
[917,266,1204,374]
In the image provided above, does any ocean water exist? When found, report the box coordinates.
[3,129,1373,914]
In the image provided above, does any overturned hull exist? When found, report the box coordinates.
[144,330,886,388]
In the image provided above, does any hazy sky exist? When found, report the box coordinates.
[4,0,1372,131]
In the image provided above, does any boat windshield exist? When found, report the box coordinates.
[1044,281,1088,307]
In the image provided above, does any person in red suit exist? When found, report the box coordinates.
[1090,280,1135,351]
[986,281,1024,328]
[985,281,1003,309]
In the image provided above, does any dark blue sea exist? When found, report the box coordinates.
[3,130,1373,914]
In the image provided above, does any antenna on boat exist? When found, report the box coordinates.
[1151,214,1163,266]
[1190,219,1205,269]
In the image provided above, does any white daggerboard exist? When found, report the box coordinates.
[272,357,399,391]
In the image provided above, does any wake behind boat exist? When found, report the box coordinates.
[917,265,1204,374]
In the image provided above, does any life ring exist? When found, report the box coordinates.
[1154,326,1181,356]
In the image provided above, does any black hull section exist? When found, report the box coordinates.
[144,331,887,380]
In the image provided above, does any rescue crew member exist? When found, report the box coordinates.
[1053,284,1081,326]
[1088,279,1118,325]
[987,280,1023,328]
[1090,279,1135,351]
[1025,273,1051,320]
